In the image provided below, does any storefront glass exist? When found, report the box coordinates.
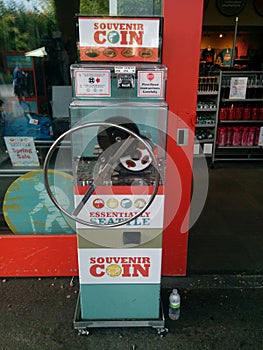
[0,0,163,235]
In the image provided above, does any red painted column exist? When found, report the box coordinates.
[162,0,204,275]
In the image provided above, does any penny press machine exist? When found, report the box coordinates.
[44,16,169,334]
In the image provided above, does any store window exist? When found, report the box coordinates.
[0,0,162,235]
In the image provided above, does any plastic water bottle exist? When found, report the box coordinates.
[168,289,180,320]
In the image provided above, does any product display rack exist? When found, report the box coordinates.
[195,75,220,158]
[212,71,263,164]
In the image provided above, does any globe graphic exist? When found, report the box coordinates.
[107,31,119,44]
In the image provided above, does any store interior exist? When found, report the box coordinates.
[200,0,263,71]
[190,1,263,275]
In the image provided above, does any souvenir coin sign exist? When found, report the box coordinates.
[216,0,246,16]
[77,16,162,63]
[3,170,75,234]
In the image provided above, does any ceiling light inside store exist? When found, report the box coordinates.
[219,33,224,38]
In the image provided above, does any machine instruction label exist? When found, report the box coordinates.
[114,66,136,74]
[137,71,164,97]
[74,69,111,97]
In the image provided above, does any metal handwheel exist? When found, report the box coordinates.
[43,122,160,228]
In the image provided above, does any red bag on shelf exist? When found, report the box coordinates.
[226,127,233,145]
[219,108,228,120]
[235,107,243,120]
[228,106,235,120]
[247,127,256,146]
[254,127,260,146]
[243,108,251,120]
[217,127,226,146]
[241,127,249,146]
[232,127,242,146]
[251,108,259,120]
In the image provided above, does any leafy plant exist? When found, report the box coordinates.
[0,0,55,52]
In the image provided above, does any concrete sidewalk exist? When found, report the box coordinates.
[1,163,262,349]
[188,162,263,275]
[0,276,262,350]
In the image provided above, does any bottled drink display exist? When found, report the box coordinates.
[213,71,263,163]
[216,126,260,147]
[168,289,181,320]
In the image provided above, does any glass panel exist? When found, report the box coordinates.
[0,0,163,235]
[108,0,162,16]
[79,0,163,16]
[0,1,74,235]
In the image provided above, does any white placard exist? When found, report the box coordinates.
[4,137,39,167]
[194,143,200,155]
[114,66,136,74]
[229,77,248,99]
[78,248,162,284]
[74,193,164,229]
[74,70,111,97]
[258,126,263,146]
[137,71,164,97]
[203,143,213,154]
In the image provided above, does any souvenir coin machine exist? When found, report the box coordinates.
[44,16,169,333]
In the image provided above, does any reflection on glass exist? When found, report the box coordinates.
[110,0,162,16]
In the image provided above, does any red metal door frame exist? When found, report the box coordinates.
[0,0,203,277]
[162,0,204,275]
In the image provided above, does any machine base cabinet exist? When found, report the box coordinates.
[79,284,160,320]
[77,246,163,320]
[73,294,167,335]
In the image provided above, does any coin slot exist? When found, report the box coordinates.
[123,231,141,245]
[177,128,189,146]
